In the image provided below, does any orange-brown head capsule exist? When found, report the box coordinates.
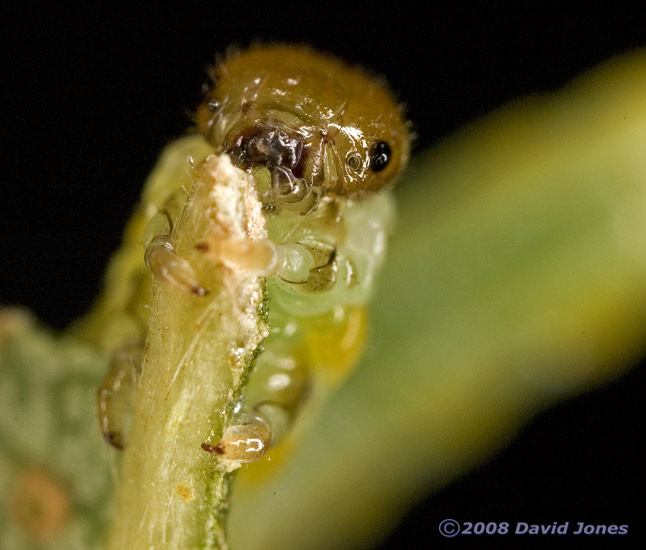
[196,45,410,202]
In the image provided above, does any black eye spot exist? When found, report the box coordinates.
[370,141,391,172]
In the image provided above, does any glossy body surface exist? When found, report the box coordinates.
[78,46,411,463]
[196,45,410,200]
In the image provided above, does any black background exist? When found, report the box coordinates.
[1,4,644,549]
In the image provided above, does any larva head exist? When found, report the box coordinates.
[196,45,410,208]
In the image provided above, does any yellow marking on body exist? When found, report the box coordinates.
[239,435,296,484]
[304,306,367,385]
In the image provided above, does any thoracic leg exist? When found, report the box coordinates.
[202,337,309,463]
[142,193,210,296]
[97,345,142,449]
[144,234,208,296]
[202,235,322,284]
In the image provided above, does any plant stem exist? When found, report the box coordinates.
[106,154,267,550]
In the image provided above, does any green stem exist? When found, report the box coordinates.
[106,154,268,550]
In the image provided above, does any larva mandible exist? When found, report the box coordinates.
[85,45,411,463]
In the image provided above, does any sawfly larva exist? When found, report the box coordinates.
[79,45,411,464]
